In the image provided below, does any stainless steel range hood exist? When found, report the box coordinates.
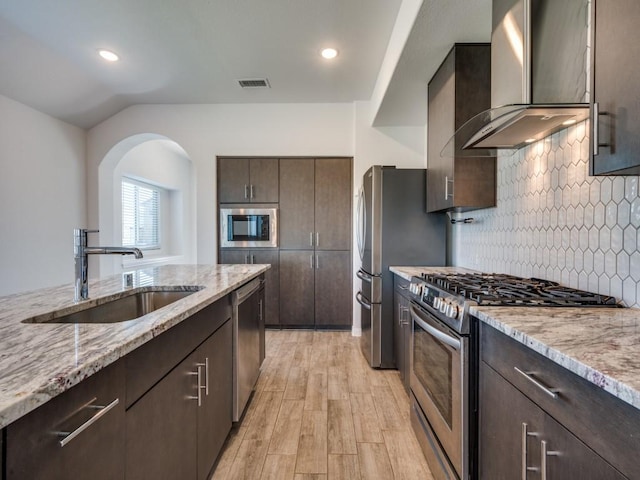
[443,0,590,157]
[441,103,589,157]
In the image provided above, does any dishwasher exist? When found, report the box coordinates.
[231,276,265,422]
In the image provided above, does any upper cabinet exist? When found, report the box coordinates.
[426,43,496,213]
[590,0,640,175]
[218,157,279,203]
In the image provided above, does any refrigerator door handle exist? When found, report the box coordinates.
[356,268,374,283]
[356,291,372,310]
[356,185,366,261]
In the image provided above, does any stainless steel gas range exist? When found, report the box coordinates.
[407,272,619,480]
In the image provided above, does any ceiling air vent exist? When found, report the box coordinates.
[238,78,270,88]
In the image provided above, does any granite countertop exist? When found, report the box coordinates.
[389,265,640,410]
[0,264,269,429]
[473,306,640,410]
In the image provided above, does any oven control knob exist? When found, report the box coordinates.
[439,300,448,314]
[433,297,441,309]
[446,303,459,319]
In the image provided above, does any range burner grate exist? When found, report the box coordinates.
[421,273,619,307]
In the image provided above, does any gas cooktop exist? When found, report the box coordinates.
[420,273,619,307]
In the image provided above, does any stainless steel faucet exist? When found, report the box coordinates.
[74,228,143,301]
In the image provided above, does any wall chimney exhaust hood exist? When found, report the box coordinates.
[442,0,590,157]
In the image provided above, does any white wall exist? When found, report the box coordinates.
[0,94,86,296]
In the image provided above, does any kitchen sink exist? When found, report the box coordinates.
[22,287,203,324]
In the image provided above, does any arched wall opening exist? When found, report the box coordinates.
[97,133,196,277]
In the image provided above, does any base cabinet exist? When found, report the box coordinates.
[280,250,351,327]
[480,363,625,480]
[5,360,125,480]
[479,324,633,479]
[393,275,411,393]
[126,317,233,480]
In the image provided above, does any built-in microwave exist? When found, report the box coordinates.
[220,207,278,248]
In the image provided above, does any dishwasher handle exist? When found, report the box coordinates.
[233,277,262,305]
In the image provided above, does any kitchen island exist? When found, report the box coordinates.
[0,263,268,430]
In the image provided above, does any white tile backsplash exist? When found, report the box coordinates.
[451,120,640,307]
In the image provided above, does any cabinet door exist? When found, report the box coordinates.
[125,352,198,479]
[6,361,125,480]
[591,0,640,175]
[249,158,279,202]
[427,50,455,213]
[480,363,626,480]
[219,249,249,265]
[279,250,314,326]
[197,321,233,480]
[314,250,351,327]
[218,158,250,203]
[393,288,404,379]
[279,159,315,249]
[252,250,280,326]
[479,362,545,480]
[314,158,351,250]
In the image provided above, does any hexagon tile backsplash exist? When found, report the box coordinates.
[451,120,640,307]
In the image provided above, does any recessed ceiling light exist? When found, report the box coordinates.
[525,138,536,143]
[562,119,577,126]
[98,49,119,62]
[321,48,338,59]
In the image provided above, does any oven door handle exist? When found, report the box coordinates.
[356,291,372,310]
[410,305,461,350]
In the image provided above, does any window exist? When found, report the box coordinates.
[122,178,161,249]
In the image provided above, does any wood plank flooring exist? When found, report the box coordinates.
[211,330,434,480]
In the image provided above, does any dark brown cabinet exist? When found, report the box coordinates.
[279,158,351,251]
[426,43,496,213]
[480,363,626,480]
[279,250,351,327]
[126,317,233,480]
[279,157,352,328]
[218,157,279,203]
[5,360,125,480]
[220,249,279,326]
[590,0,640,175]
[279,250,315,326]
[393,275,411,393]
[479,323,636,479]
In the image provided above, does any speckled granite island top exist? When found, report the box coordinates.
[390,265,640,410]
[0,264,269,429]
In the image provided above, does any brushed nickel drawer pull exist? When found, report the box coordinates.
[57,398,119,447]
[514,367,559,399]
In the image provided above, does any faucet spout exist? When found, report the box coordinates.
[74,228,144,301]
[83,246,144,259]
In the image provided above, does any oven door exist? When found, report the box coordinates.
[410,302,468,479]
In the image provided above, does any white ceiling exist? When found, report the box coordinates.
[0,0,491,130]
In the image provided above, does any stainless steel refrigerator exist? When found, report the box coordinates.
[356,166,446,368]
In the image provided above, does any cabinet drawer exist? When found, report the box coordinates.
[481,323,640,477]
[125,296,231,408]
[6,360,125,480]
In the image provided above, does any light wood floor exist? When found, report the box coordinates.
[211,329,434,480]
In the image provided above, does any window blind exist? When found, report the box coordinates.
[122,179,160,249]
